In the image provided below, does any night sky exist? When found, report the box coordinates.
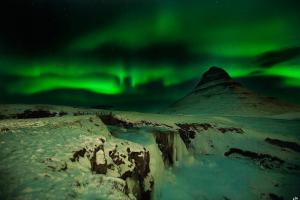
[0,0,300,111]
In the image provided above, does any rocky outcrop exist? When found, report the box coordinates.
[175,123,244,148]
[224,148,284,169]
[217,127,244,134]
[70,137,154,200]
[175,123,213,147]
[265,138,300,153]
[196,66,232,87]
[98,113,134,128]
[224,148,299,171]
[154,131,176,165]
[13,109,57,119]
[98,113,172,129]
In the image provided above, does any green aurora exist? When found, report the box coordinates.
[0,0,300,110]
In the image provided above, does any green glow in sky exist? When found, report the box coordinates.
[68,10,181,52]
[1,0,300,108]
[2,58,300,96]
[68,7,298,57]
[7,76,123,95]
[263,65,300,87]
[2,60,207,94]
[265,66,300,79]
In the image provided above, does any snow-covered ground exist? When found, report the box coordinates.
[0,104,300,200]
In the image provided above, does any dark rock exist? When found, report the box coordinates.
[176,123,213,147]
[154,131,175,165]
[218,127,244,134]
[46,161,68,172]
[59,162,68,171]
[224,148,284,169]
[269,193,284,200]
[98,113,134,129]
[107,163,114,170]
[109,148,125,165]
[120,154,126,158]
[199,123,213,130]
[90,145,107,174]
[14,109,56,119]
[47,165,56,171]
[141,186,153,200]
[73,111,85,116]
[0,127,10,132]
[196,66,232,87]
[128,151,150,178]
[140,120,173,128]
[99,113,172,130]
[91,105,114,109]
[0,114,8,120]
[120,170,133,180]
[100,138,105,143]
[70,148,86,162]
[265,138,300,153]
[58,111,68,116]
[177,127,196,147]
[285,164,300,171]
[123,149,153,200]
[70,142,153,199]
[75,181,81,187]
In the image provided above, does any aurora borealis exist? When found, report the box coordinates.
[0,0,300,111]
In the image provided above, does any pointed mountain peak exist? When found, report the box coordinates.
[197,66,232,87]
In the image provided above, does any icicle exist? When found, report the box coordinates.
[146,134,166,197]
[172,133,193,166]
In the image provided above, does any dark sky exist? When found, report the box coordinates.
[0,0,300,111]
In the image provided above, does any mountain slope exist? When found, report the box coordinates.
[164,66,300,116]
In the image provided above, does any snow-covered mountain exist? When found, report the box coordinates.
[165,66,300,116]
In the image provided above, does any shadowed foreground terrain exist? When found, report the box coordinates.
[0,103,300,200]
